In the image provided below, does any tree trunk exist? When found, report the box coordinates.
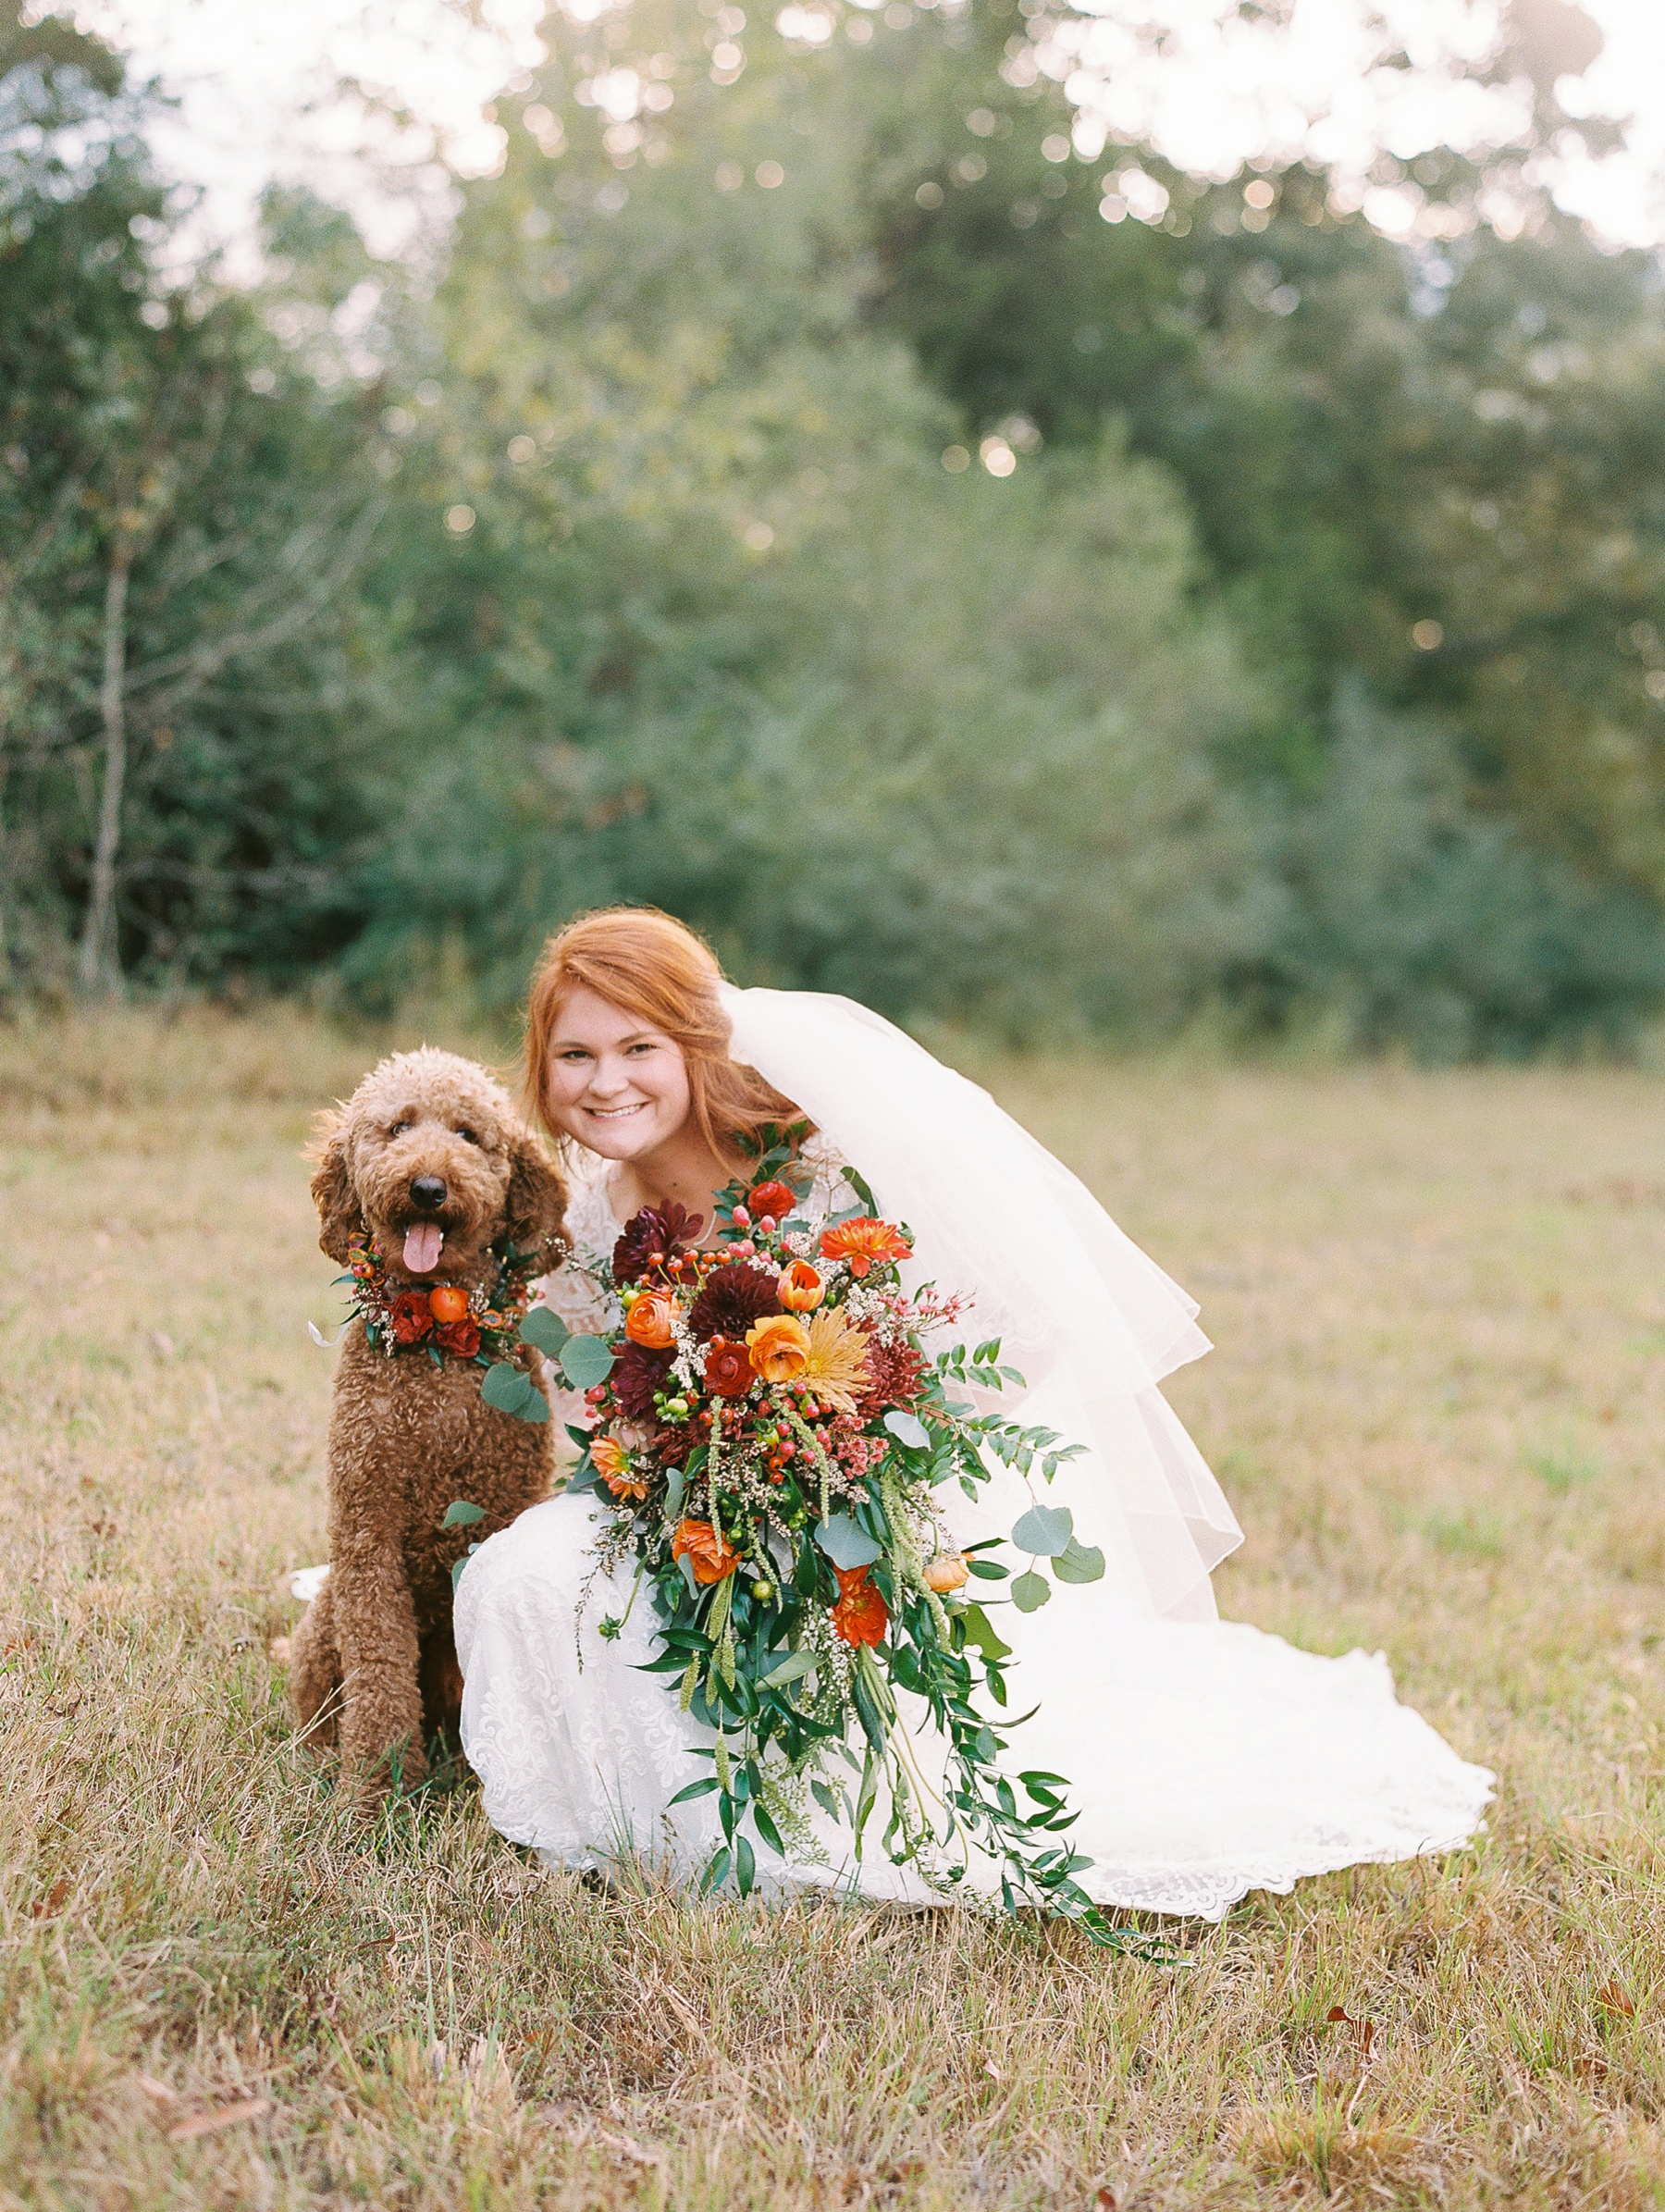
[77,547,130,991]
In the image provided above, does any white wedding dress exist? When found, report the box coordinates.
[454,991,1493,1922]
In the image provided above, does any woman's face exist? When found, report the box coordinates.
[543,984,694,1161]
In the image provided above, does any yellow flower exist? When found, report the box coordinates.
[796,1306,871,1416]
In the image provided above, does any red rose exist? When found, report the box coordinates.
[702,1337,754,1399]
[389,1290,433,1344]
[748,1178,798,1221]
[436,1316,481,1357]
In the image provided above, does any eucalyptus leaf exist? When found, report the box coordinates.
[1012,1502,1074,1557]
[441,1499,487,1528]
[1010,1570,1053,1613]
[816,1514,884,1570]
[482,1360,536,1415]
[560,1333,616,1390]
[882,1409,930,1452]
[663,1464,687,1519]
[518,1305,570,1357]
[1053,1536,1106,1584]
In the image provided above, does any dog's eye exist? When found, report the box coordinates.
[390,1118,412,1137]
[457,1126,480,1145]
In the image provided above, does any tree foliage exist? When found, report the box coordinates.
[4,0,1665,1055]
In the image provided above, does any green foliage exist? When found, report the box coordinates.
[5,0,1665,1055]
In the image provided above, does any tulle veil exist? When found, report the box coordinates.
[718,984,1243,1622]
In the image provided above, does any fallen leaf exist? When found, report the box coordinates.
[982,2058,1003,2080]
[166,2096,272,2142]
[1597,1980,1635,2018]
[31,1875,70,1918]
[1574,2052,1610,2083]
[1095,2190,1118,2209]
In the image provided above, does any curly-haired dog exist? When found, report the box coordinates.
[290,1047,567,1807]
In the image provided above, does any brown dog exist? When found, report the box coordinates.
[290,1046,567,1807]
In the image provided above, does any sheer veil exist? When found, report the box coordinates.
[718,985,1244,1622]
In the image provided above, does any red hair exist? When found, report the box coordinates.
[522,908,808,1169]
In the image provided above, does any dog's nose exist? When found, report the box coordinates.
[410,1176,448,1212]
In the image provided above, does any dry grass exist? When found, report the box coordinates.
[6,1007,1665,2209]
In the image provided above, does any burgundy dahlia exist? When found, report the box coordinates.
[611,1341,674,1420]
[611,1203,705,1285]
[687,1261,781,1343]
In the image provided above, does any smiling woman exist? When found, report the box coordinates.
[522,907,808,1241]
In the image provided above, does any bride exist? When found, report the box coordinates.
[454,907,1493,1922]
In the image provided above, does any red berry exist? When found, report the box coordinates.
[733,1205,751,1229]
[758,1215,776,1234]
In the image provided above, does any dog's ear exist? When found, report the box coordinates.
[505,1131,568,1263]
[307,1110,362,1265]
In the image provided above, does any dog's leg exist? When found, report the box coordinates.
[334,1541,427,1807]
[290,1577,342,1748]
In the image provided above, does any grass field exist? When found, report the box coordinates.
[6,1007,1665,2209]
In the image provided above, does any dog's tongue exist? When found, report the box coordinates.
[403,1221,444,1274]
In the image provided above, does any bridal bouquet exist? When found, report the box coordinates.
[522,1136,1129,1939]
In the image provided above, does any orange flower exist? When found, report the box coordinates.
[923,1552,969,1593]
[624,1289,676,1349]
[746,1312,810,1383]
[591,1434,648,1501]
[672,1517,739,1585]
[389,1290,434,1344]
[776,1260,825,1313]
[831,1563,888,1647]
[819,1217,912,1279]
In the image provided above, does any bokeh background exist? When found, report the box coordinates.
[7,0,1665,1057]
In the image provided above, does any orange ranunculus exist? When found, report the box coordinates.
[624,1289,677,1349]
[818,1217,913,1279]
[591,1434,644,1500]
[777,1260,825,1313]
[427,1283,470,1324]
[672,1517,739,1585]
[703,1337,754,1398]
[747,1178,798,1220]
[831,1563,888,1647]
[922,1552,969,1593]
[746,1312,811,1383]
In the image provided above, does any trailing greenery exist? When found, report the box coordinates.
[5,0,1665,1055]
